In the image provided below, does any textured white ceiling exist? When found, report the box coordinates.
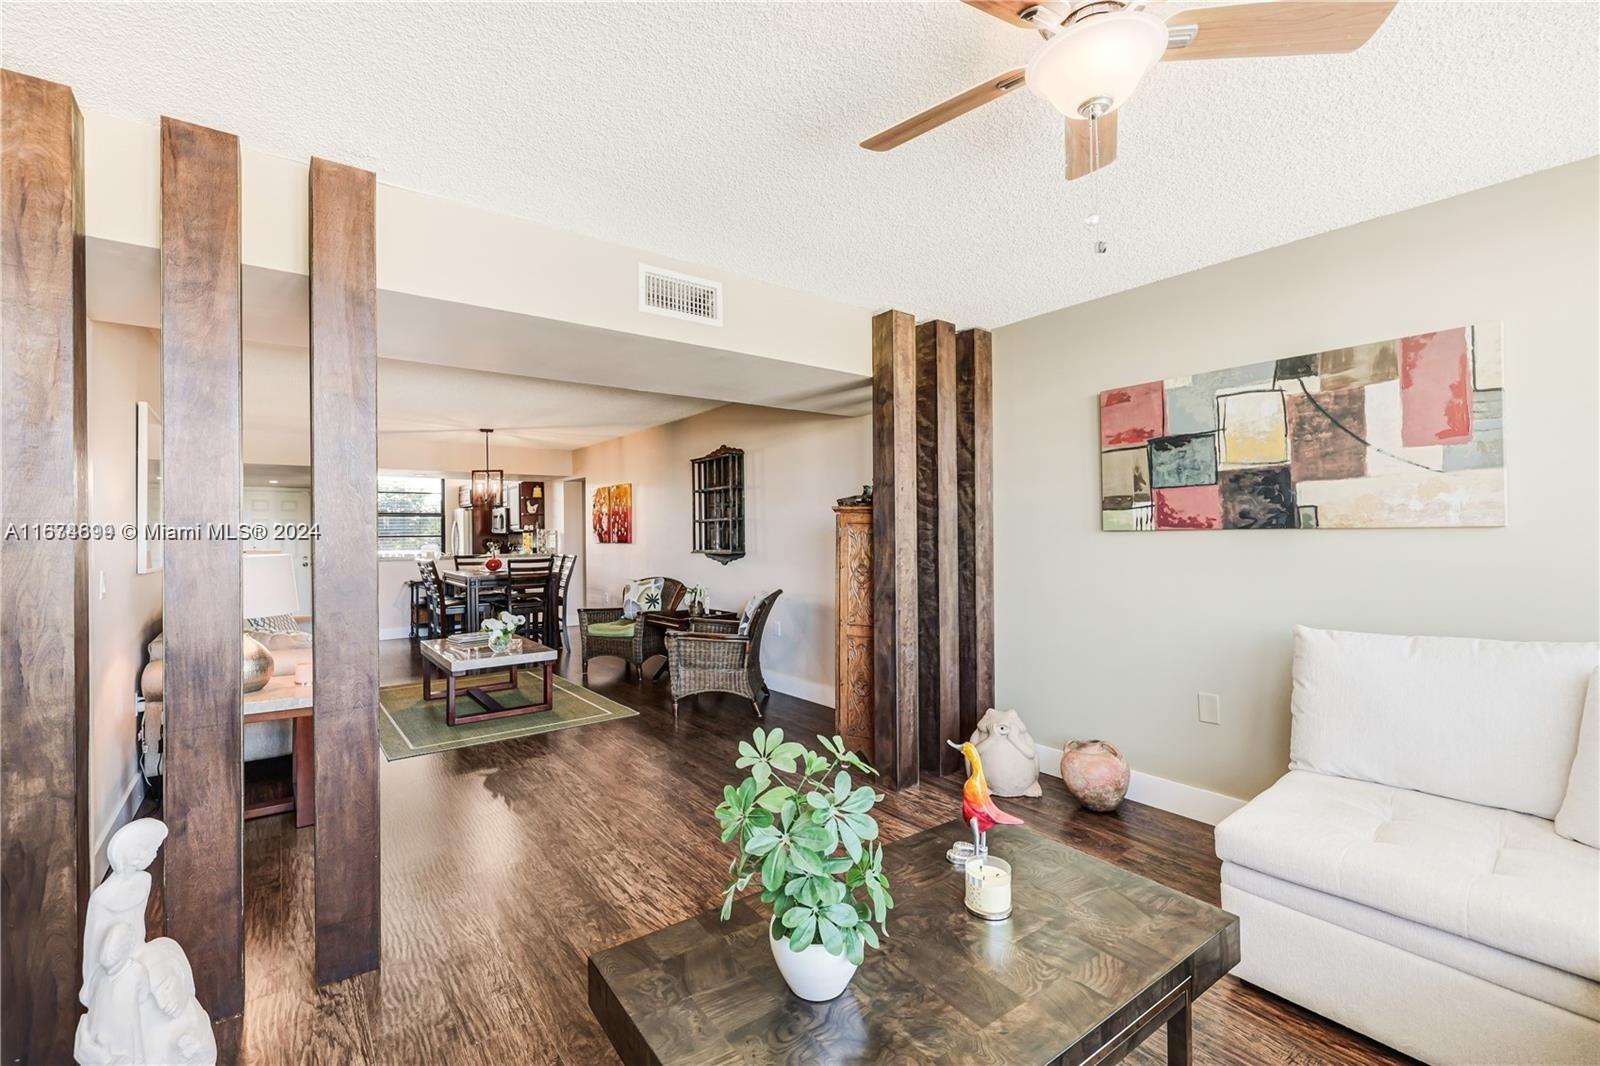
[7,1,1596,327]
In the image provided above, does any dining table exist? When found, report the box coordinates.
[438,557,562,647]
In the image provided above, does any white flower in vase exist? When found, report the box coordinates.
[481,611,526,652]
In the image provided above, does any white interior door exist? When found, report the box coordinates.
[242,486,313,613]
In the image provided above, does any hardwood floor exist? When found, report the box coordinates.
[229,637,1410,1065]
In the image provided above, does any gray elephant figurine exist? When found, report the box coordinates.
[970,708,1042,798]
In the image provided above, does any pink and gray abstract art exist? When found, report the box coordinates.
[1099,324,1505,531]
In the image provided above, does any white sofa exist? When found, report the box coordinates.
[1215,626,1600,1065]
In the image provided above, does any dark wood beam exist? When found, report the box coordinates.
[309,156,381,985]
[0,67,89,1065]
[956,328,995,733]
[915,320,960,775]
[871,310,918,789]
[160,115,245,1020]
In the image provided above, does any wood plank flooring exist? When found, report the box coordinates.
[231,637,1409,1065]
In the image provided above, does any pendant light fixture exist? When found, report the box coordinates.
[471,428,502,509]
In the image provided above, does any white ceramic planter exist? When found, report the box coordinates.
[769,920,859,1001]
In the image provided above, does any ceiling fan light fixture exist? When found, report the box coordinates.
[1025,10,1168,118]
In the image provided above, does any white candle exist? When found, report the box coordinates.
[964,856,1012,919]
[293,662,313,686]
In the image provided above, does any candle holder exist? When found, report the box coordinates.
[964,855,1012,922]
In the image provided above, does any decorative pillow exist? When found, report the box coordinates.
[1555,669,1599,848]
[257,631,312,652]
[246,613,300,636]
[738,591,768,637]
[621,578,664,620]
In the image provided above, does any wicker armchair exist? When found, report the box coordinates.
[578,577,686,681]
[665,590,782,718]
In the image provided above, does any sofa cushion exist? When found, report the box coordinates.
[1289,626,1597,818]
[1556,670,1600,847]
[588,620,636,639]
[1222,861,1600,1021]
[1215,771,1600,980]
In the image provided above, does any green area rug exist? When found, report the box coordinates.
[378,671,638,760]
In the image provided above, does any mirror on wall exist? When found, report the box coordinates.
[136,400,163,574]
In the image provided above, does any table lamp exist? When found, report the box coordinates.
[241,551,300,692]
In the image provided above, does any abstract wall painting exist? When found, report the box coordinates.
[592,483,634,544]
[1099,323,1505,531]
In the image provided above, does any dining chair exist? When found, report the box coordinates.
[554,554,577,650]
[505,556,554,640]
[415,558,476,637]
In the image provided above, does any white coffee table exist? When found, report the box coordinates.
[418,637,559,726]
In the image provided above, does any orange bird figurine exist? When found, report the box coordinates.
[952,741,1023,857]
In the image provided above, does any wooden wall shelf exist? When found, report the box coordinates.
[691,445,745,564]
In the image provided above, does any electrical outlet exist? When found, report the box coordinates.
[1197,692,1221,725]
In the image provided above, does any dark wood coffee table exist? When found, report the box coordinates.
[588,820,1238,1065]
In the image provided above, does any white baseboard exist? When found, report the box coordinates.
[92,771,146,884]
[379,625,413,641]
[763,670,834,710]
[1034,742,1246,827]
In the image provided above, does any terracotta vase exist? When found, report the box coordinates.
[1060,740,1129,812]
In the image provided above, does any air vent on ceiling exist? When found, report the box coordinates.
[640,265,722,326]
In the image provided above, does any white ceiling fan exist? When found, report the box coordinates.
[862,1,1397,179]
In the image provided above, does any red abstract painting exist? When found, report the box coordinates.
[1099,381,1164,447]
[1154,485,1222,530]
[1399,328,1471,446]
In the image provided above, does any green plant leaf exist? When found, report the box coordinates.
[840,786,876,814]
[763,727,783,753]
[845,927,865,966]
[788,846,824,876]
[751,726,767,753]
[779,799,798,829]
[736,778,757,806]
[750,761,771,791]
[790,823,831,852]
[755,786,794,812]
[788,912,817,953]
[782,903,809,929]
[770,742,806,772]
[744,826,781,857]
[803,791,830,811]
[817,916,844,956]
[840,812,878,841]
[833,771,851,802]
[838,821,862,863]
[760,844,788,888]
[823,856,854,875]
[823,903,858,928]
[859,922,880,950]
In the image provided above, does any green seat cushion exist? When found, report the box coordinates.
[587,620,636,639]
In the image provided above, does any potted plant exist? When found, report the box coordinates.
[686,584,708,617]
[714,729,893,1001]
[480,610,524,654]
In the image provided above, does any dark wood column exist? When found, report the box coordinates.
[956,328,995,733]
[309,156,381,985]
[0,68,89,1065]
[160,116,245,1021]
[916,320,960,776]
[871,310,918,789]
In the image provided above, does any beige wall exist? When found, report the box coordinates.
[84,109,870,378]
[86,322,164,877]
[992,159,1600,803]
[572,404,870,705]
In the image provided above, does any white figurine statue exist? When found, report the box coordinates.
[970,708,1042,798]
[76,819,216,1066]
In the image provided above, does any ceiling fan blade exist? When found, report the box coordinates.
[961,1,1038,29]
[1065,111,1118,180]
[860,68,1027,151]
[1162,1,1396,61]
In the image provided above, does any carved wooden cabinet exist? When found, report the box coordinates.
[833,504,874,761]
